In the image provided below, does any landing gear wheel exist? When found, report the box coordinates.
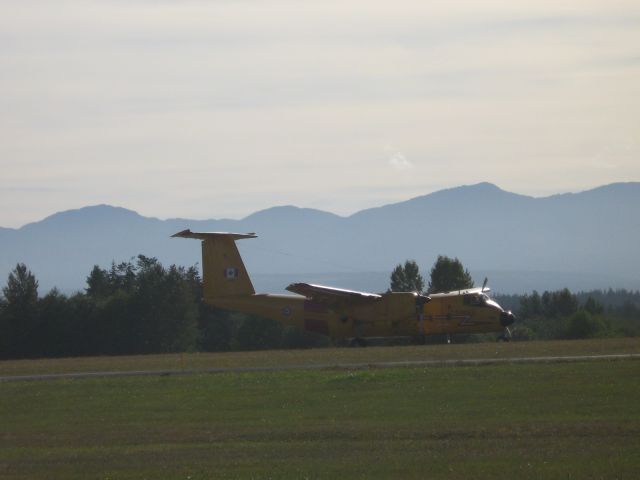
[497,327,512,342]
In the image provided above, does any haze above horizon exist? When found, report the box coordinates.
[2,1,639,228]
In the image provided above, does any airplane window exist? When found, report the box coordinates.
[463,294,486,306]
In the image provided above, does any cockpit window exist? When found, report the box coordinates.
[464,294,488,306]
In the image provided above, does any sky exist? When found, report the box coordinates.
[1,0,639,228]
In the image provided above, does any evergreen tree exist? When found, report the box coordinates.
[583,296,604,315]
[540,288,578,317]
[390,260,425,292]
[519,290,543,320]
[1,263,40,358]
[553,288,579,317]
[3,263,38,308]
[126,256,199,353]
[36,289,88,358]
[0,288,7,357]
[428,255,474,293]
[86,265,111,298]
[108,260,137,294]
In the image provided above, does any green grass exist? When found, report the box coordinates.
[1,337,639,377]
[2,358,640,479]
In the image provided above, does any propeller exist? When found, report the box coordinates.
[481,277,488,292]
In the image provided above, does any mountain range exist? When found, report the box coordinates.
[1,182,639,295]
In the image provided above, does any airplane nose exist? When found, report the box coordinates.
[500,311,516,327]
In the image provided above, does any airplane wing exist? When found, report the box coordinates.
[286,282,382,309]
[431,287,491,296]
[460,287,491,295]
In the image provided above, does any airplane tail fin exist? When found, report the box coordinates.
[172,230,256,301]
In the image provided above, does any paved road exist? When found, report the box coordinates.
[2,353,639,383]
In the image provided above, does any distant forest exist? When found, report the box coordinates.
[1,258,639,360]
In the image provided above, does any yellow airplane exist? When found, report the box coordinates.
[173,230,516,346]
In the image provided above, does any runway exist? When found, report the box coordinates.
[2,353,639,383]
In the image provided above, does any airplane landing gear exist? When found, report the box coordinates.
[497,327,512,342]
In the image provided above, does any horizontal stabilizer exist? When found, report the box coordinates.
[171,230,257,241]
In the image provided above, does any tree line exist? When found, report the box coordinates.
[0,258,328,360]
[1,256,638,359]
[494,288,640,341]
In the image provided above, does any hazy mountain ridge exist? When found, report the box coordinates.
[1,182,639,294]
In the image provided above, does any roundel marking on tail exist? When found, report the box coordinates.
[225,267,239,279]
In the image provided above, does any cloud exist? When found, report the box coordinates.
[388,152,413,170]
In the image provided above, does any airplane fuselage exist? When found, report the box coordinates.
[212,290,512,340]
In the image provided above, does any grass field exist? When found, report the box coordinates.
[1,337,639,377]
[2,339,640,479]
